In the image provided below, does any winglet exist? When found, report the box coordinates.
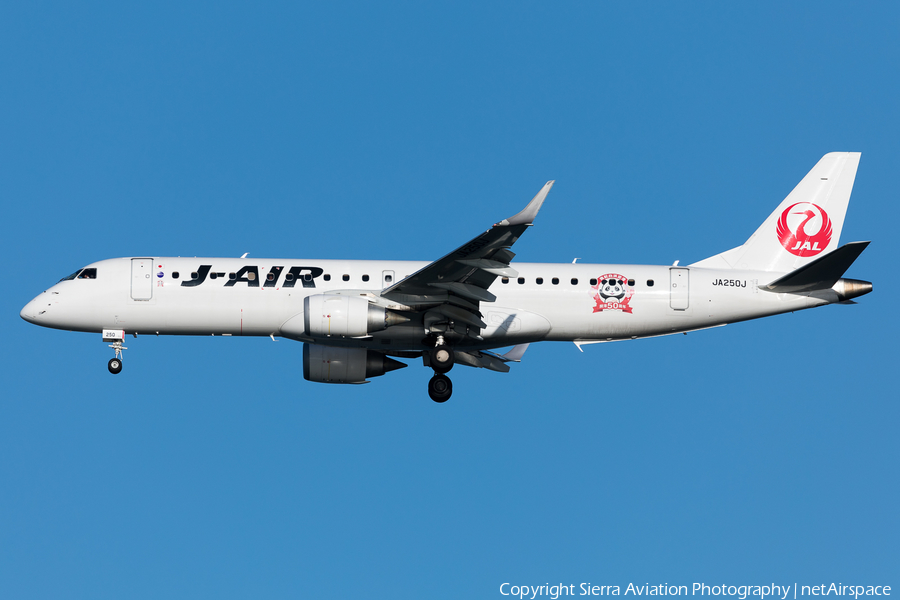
[500,343,530,362]
[497,181,554,226]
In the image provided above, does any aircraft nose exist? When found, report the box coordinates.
[20,297,40,324]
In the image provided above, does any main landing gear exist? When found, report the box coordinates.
[430,344,453,374]
[427,338,454,403]
[428,373,452,403]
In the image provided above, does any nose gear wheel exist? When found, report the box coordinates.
[107,339,127,374]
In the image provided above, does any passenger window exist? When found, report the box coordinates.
[267,273,275,281]
[551,277,559,285]
[172,272,180,279]
[590,278,597,285]
[77,268,97,279]
[517,277,525,284]
[324,274,331,281]
[247,272,256,281]
[342,274,350,281]
[362,274,369,282]
[229,273,236,280]
[385,275,392,282]
[501,277,509,284]
[647,279,654,287]
[191,272,199,280]
[627,279,635,286]
[285,273,294,281]
[210,272,218,279]
[536,278,543,285]
[571,278,578,285]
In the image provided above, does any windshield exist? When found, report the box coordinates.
[59,267,97,282]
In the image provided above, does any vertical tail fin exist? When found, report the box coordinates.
[691,152,861,272]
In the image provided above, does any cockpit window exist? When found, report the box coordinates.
[59,267,97,282]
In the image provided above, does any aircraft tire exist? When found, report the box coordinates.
[430,346,454,374]
[428,373,452,403]
[108,358,123,374]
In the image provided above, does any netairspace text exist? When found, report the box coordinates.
[499,583,892,600]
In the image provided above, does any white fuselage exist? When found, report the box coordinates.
[18,154,870,399]
[21,256,827,351]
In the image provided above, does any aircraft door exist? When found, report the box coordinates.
[131,258,153,301]
[382,270,395,289]
[669,267,689,310]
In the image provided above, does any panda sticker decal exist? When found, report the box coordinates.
[591,273,634,313]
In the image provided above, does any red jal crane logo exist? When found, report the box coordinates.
[776,202,832,257]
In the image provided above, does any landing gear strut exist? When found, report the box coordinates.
[107,339,126,375]
[428,337,454,402]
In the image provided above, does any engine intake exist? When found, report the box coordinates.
[302,343,406,383]
[304,294,407,338]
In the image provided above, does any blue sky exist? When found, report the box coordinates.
[1,2,897,598]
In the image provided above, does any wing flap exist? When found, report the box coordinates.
[429,281,497,303]
[456,259,519,277]
[434,303,487,329]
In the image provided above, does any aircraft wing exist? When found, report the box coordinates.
[382,181,554,332]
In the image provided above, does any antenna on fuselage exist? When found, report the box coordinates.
[241,253,248,258]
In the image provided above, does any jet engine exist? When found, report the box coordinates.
[304,295,407,338]
[302,343,406,384]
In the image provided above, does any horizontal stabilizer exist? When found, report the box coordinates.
[761,241,869,293]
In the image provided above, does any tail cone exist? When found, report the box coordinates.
[365,353,408,378]
[384,310,411,328]
[833,278,873,301]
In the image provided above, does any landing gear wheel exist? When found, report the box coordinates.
[108,358,123,374]
[428,373,452,403]
[430,345,454,373]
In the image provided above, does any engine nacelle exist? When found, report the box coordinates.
[302,343,406,384]
[304,294,403,338]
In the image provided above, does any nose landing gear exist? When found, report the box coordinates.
[103,329,128,374]
[107,340,126,374]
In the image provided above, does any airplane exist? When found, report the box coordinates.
[20,152,872,402]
